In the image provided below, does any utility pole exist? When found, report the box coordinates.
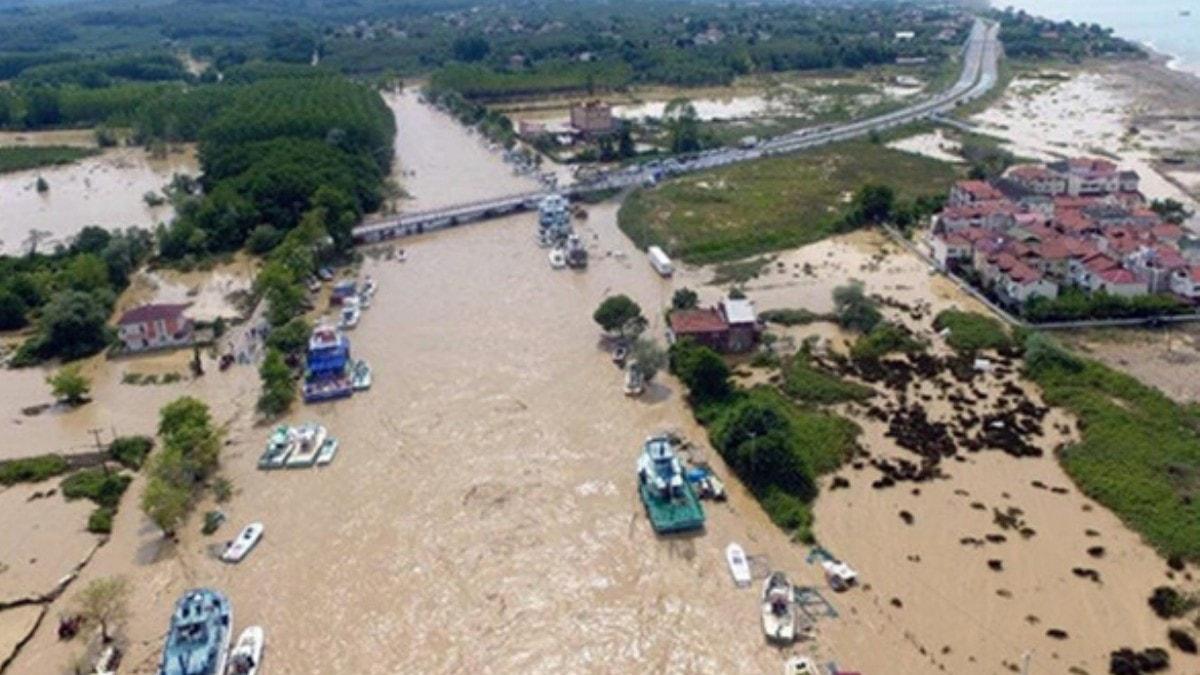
[1020,650,1032,675]
[88,427,109,474]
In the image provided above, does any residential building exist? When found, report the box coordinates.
[667,297,761,353]
[117,303,194,353]
[569,101,615,136]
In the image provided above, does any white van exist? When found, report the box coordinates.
[647,246,674,277]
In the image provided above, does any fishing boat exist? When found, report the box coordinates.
[286,423,327,468]
[330,280,357,305]
[339,300,361,330]
[761,572,796,644]
[726,542,753,588]
[303,325,353,403]
[351,359,372,391]
[623,367,645,397]
[316,437,339,466]
[221,523,264,563]
[636,435,705,534]
[565,234,588,269]
[257,426,295,470]
[783,656,819,675]
[226,626,264,675]
[548,248,567,269]
[157,589,232,675]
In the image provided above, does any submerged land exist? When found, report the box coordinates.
[0,2,1199,674]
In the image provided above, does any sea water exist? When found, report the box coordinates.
[996,0,1200,76]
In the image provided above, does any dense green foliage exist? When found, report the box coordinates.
[257,347,296,418]
[141,397,221,535]
[784,352,874,405]
[47,364,92,404]
[0,146,99,174]
[1025,289,1189,323]
[61,469,132,509]
[108,436,153,471]
[993,8,1143,62]
[832,281,883,334]
[850,321,926,361]
[760,308,829,327]
[933,310,1012,354]
[618,140,959,264]
[669,339,733,405]
[1024,334,1200,560]
[0,454,70,486]
[593,295,645,337]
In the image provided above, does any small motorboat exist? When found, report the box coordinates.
[612,345,628,366]
[821,560,858,592]
[623,367,645,397]
[257,426,296,470]
[339,303,361,330]
[362,277,377,297]
[316,438,339,466]
[351,359,372,391]
[226,626,264,675]
[548,248,566,269]
[783,656,819,675]
[396,249,407,262]
[221,522,264,563]
[358,291,372,309]
[286,423,327,468]
[726,543,752,588]
[761,571,796,644]
[702,474,727,501]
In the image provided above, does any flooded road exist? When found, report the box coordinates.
[0,145,196,255]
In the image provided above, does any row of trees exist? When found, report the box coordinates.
[140,397,221,536]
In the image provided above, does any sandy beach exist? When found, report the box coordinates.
[2,80,1198,675]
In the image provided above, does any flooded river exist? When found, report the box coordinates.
[2,91,1192,674]
[0,145,196,255]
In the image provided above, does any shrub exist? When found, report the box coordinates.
[87,507,114,534]
[784,353,873,404]
[760,308,828,327]
[0,454,70,485]
[832,281,882,333]
[257,348,296,417]
[108,436,153,470]
[850,322,925,361]
[61,469,132,509]
[202,510,224,535]
[593,295,644,337]
[212,477,233,503]
[933,309,1012,354]
[670,339,731,403]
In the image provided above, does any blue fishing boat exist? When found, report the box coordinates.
[157,588,232,675]
[303,324,353,403]
[637,435,705,534]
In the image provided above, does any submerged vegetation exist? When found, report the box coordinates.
[0,146,100,174]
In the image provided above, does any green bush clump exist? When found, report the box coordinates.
[0,454,70,485]
[850,321,925,361]
[87,507,114,534]
[61,469,132,509]
[108,436,153,470]
[784,353,874,405]
[933,310,1012,354]
[760,308,830,327]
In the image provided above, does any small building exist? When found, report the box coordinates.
[117,303,194,353]
[721,298,761,353]
[668,308,728,352]
[894,30,916,41]
[570,101,615,136]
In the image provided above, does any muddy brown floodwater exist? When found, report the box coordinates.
[4,91,1195,674]
[0,145,197,255]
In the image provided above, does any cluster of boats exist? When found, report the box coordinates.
[538,194,588,269]
[333,276,377,331]
[302,325,371,404]
[258,422,339,470]
[157,589,263,675]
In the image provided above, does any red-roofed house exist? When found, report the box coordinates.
[1005,164,1067,195]
[667,298,761,353]
[1095,267,1149,298]
[1070,253,1121,290]
[1151,223,1184,243]
[117,303,194,353]
[949,180,1004,206]
[997,258,1058,304]
[1127,245,1189,293]
[938,201,1019,232]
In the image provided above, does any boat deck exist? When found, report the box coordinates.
[639,483,705,534]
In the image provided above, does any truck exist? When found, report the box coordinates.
[647,246,673,277]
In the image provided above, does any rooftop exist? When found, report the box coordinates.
[721,298,757,325]
[117,303,191,326]
[669,308,728,335]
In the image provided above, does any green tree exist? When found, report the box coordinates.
[256,348,295,418]
[847,184,895,225]
[452,35,491,62]
[0,289,29,330]
[63,254,111,293]
[35,290,111,360]
[671,340,731,403]
[141,476,190,536]
[72,576,130,644]
[631,337,667,382]
[832,281,882,333]
[671,287,699,310]
[593,294,644,336]
[47,364,91,405]
[665,99,701,154]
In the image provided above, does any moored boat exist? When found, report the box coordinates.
[257,426,295,470]
[226,626,264,675]
[761,571,796,644]
[339,302,361,330]
[623,367,645,397]
[821,559,858,592]
[286,423,327,468]
[221,523,264,563]
[316,437,339,466]
[157,588,232,675]
[303,325,353,403]
[565,233,588,269]
[351,359,372,391]
[637,435,705,534]
[726,542,752,588]
[548,248,566,269]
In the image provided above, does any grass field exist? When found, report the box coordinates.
[1026,336,1200,561]
[617,139,960,264]
[0,146,100,174]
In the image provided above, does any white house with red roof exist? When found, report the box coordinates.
[117,303,194,353]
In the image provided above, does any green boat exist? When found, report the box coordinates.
[637,435,705,534]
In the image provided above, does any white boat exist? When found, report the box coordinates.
[226,626,264,675]
[221,522,264,563]
[821,560,858,591]
[623,367,645,397]
[548,248,566,269]
[396,249,407,262]
[726,543,752,588]
[358,291,372,309]
[612,346,628,366]
[351,359,372,391]
[93,645,119,675]
[783,656,819,675]
[761,571,796,644]
[705,474,727,501]
[286,423,327,468]
[362,277,377,297]
[316,438,339,466]
[339,304,361,330]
